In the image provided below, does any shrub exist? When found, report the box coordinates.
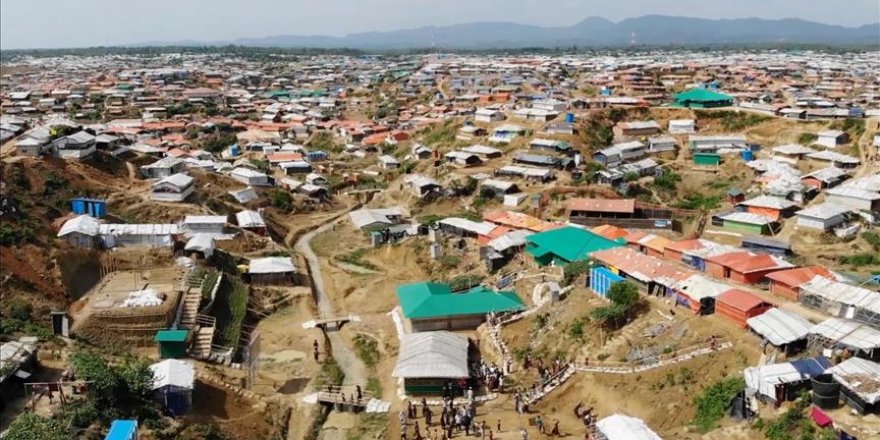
[353,334,380,369]
[653,171,681,191]
[268,189,294,213]
[797,133,817,145]
[692,377,745,432]
[7,299,32,321]
[3,413,70,440]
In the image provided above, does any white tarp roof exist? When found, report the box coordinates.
[184,233,215,253]
[438,217,497,236]
[800,276,880,315]
[349,207,405,229]
[825,357,880,404]
[182,215,227,225]
[488,229,534,252]
[743,357,831,399]
[236,210,266,228]
[596,414,663,440]
[149,359,195,390]
[58,214,101,237]
[746,308,813,346]
[248,257,296,274]
[673,274,731,301]
[154,173,193,188]
[99,223,179,235]
[392,331,469,379]
[809,318,880,351]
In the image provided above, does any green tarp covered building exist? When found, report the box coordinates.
[397,282,525,331]
[672,88,733,108]
[525,226,624,266]
[155,329,189,359]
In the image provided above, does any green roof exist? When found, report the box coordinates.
[155,329,189,342]
[396,282,525,319]
[525,226,624,264]
[674,88,733,103]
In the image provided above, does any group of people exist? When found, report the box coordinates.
[399,393,508,439]
[474,359,509,392]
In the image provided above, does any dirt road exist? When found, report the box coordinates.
[294,215,368,387]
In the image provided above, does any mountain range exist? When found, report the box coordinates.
[149,16,880,50]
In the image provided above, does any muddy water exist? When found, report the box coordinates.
[59,250,101,300]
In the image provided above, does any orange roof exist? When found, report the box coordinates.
[623,230,649,244]
[665,239,706,254]
[166,148,188,158]
[267,152,304,163]
[764,266,835,288]
[717,289,770,311]
[644,236,674,253]
[483,210,561,232]
[566,198,635,214]
[362,132,388,145]
[591,247,694,284]
[591,224,630,240]
[709,252,789,273]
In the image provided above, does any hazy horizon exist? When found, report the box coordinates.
[2,0,879,50]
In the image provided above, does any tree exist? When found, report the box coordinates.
[268,189,294,213]
[3,413,70,440]
[69,351,155,422]
[591,281,640,328]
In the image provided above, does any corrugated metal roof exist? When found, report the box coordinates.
[392,331,469,379]
[58,214,101,237]
[800,276,880,315]
[826,357,880,404]
[743,357,831,399]
[746,308,812,346]
[248,257,296,274]
[809,318,880,351]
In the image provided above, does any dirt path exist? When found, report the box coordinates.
[294,214,368,387]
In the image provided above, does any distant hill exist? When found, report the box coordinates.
[217,15,879,49]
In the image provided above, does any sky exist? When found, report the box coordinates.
[2,0,879,49]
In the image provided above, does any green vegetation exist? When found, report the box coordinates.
[862,231,880,251]
[832,117,866,138]
[314,358,345,388]
[841,253,880,267]
[201,270,220,300]
[562,260,593,286]
[694,110,770,131]
[199,132,238,153]
[67,351,157,426]
[797,133,818,145]
[567,317,586,340]
[335,248,378,270]
[2,413,70,440]
[677,193,722,210]
[692,377,745,432]
[309,131,343,153]
[439,255,462,269]
[590,281,640,328]
[353,333,380,369]
[755,395,837,440]
[214,277,249,349]
[7,298,32,321]
[653,170,681,192]
[268,188,294,213]
[447,274,485,291]
[422,122,458,145]
[0,318,55,340]
[366,377,382,398]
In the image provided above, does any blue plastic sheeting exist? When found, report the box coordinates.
[590,267,624,298]
[105,420,138,440]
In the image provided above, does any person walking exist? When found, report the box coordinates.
[535,415,544,435]
[520,427,529,440]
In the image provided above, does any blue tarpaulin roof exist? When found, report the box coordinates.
[105,420,138,440]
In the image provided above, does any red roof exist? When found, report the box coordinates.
[590,247,694,284]
[664,239,706,254]
[590,224,630,240]
[566,198,635,214]
[267,152,304,163]
[709,252,788,274]
[717,289,770,312]
[764,266,835,288]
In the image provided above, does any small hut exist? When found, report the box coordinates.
[149,359,195,416]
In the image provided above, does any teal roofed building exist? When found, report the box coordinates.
[397,282,525,331]
[672,89,734,108]
[525,226,624,266]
